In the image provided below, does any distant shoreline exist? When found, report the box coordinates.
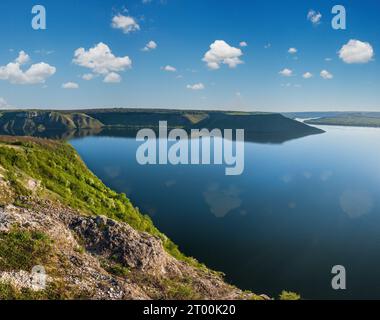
[0,109,324,143]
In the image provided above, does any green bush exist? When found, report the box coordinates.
[106,263,130,277]
[279,290,301,300]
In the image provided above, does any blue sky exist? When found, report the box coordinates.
[0,0,379,111]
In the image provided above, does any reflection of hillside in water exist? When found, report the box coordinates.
[0,125,323,144]
[0,127,103,140]
[87,127,323,144]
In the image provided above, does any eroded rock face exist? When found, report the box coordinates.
[0,203,149,299]
[0,199,258,300]
[69,215,179,275]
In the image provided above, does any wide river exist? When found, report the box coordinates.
[71,125,380,299]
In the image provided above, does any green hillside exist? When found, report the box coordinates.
[0,109,324,142]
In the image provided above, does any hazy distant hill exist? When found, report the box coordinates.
[283,111,380,128]
[304,114,380,128]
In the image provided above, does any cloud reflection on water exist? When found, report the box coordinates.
[339,189,374,218]
[203,183,242,218]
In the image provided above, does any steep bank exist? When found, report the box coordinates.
[0,136,268,300]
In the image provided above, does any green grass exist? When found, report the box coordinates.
[0,282,42,300]
[0,228,52,271]
[0,281,91,300]
[279,290,301,300]
[164,279,201,300]
[130,272,201,300]
[105,263,130,278]
[0,137,201,269]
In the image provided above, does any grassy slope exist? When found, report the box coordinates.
[0,136,200,268]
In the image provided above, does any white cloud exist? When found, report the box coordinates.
[82,73,95,81]
[103,72,122,83]
[186,83,205,90]
[203,40,243,70]
[239,41,248,47]
[161,65,176,72]
[307,9,322,25]
[73,42,132,82]
[62,82,79,89]
[0,51,56,85]
[320,70,333,80]
[15,51,30,65]
[339,39,374,64]
[288,47,297,54]
[279,68,293,77]
[0,97,9,108]
[111,14,140,34]
[303,72,313,79]
[142,40,157,52]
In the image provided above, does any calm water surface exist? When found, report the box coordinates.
[71,125,380,299]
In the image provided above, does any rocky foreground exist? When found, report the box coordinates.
[0,199,260,299]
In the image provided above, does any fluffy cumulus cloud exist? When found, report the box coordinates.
[203,40,243,70]
[186,83,205,90]
[82,73,95,81]
[279,68,293,77]
[0,51,56,85]
[339,39,374,64]
[307,9,322,25]
[15,51,30,64]
[103,72,122,83]
[62,82,79,89]
[303,72,313,79]
[239,41,248,47]
[320,70,333,80]
[288,47,297,54]
[73,42,132,83]
[161,65,176,72]
[111,14,140,34]
[142,40,157,52]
